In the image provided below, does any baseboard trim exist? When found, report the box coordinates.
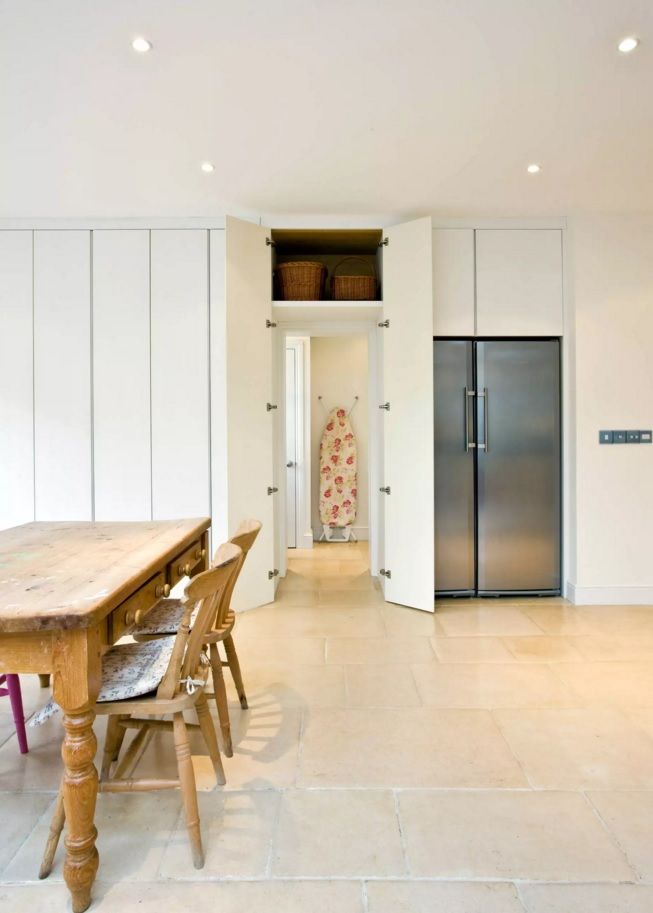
[312,525,369,542]
[567,582,653,605]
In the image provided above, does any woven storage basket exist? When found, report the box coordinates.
[331,257,377,300]
[276,261,326,301]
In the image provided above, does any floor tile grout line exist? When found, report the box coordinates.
[488,708,537,790]
[360,878,370,912]
[392,790,411,878]
[580,789,642,882]
[263,788,284,878]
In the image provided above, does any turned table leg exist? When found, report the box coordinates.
[53,628,101,913]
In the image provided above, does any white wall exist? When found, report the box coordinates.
[310,336,369,539]
[568,215,653,604]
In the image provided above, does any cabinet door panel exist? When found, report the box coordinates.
[34,231,92,520]
[432,229,475,336]
[476,229,563,336]
[93,230,151,520]
[225,216,274,610]
[0,231,33,529]
[151,230,210,520]
[382,216,434,611]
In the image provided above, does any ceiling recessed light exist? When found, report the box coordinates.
[527,163,541,174]
[618,36,639,53]
[131,37,152,53]
[201,161,215,173]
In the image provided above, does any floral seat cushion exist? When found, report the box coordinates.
[133,597,193,636]
[30,638,175,726]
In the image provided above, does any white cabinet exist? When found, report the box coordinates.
[224,216,275,609]
[150,230,210,520]
[93,230,151,520]
[34,231,92,520]
[382,217,434,611]
[432,229,475,336]
[476,229,563,336]
[0,231,33,529]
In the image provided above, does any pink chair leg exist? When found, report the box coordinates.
[6,674,29,754]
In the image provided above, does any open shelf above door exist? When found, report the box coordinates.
[272,300,382,323]
[271,227,384,302]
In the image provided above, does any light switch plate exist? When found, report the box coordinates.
[613,430,627,444]
[599,430,613,444]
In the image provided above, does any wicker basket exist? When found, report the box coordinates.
[331,257,377,300]
[276,261,326,301]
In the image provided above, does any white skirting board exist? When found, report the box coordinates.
[567,582,653,605]
[312,525,369,542]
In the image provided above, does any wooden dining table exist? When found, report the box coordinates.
[0,518,211,913]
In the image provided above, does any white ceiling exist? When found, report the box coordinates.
[1,0,652,220]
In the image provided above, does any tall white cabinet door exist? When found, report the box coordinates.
[382,216,434,612]
[432,229,475,336]
[93,230,151,520]
[476,229,563,336]
[225,215,274,610]
[0,231,33,529]
[150,230,210,520]
[34,231,92,520]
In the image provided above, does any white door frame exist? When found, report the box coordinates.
[284,337,312,551]
[274,319,382,579]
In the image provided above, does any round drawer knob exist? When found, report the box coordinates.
[178,562,191,577]
[155,583,171,598]
[195,548,207,561]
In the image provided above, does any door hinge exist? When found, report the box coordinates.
[267,486,279,495]
[379,486,391,494]
[378,319,390,328]
[379,568,392,579]
[268,568,279,579]
[379,402,390,411]
[266,402,278,411]
[265,237,276,248]
[266,319,277,328]
[379,237,389,247]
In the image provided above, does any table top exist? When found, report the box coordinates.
[0,519,210,634]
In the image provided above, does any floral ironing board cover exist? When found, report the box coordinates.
[319,407,357,527]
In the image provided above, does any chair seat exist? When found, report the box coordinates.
[135,598,235,639]
[30,638,175,726]
[134,597,194,635]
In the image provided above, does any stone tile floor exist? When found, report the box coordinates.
[3,541,653,911]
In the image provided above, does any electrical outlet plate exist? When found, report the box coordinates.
[613,430,627,444]
[641,430,652,444]
[627,430,641,443]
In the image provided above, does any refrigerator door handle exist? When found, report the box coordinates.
[478,387,489,452]
[464,387,476,451]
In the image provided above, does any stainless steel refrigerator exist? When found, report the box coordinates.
[434,339,561,596]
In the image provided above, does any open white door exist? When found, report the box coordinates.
[381,217,434,611]
[225,216,276,608]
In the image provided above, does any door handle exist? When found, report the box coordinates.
[478,387,489,452]
[286,461,295,468]
[464,387,476,452]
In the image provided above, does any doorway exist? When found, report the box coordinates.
[280,327,378,579]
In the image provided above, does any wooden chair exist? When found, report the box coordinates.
[39,543,242,877]
[134,519,261,757]
[0,674,28,754]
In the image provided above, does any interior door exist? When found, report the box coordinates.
[382,217,434,611]
[225,216,275,609]
[285,346,298,548]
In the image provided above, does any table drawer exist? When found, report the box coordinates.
[111,571,169,642]
[168,539,206,588]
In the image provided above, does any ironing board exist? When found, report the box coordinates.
[319,407,358,541]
